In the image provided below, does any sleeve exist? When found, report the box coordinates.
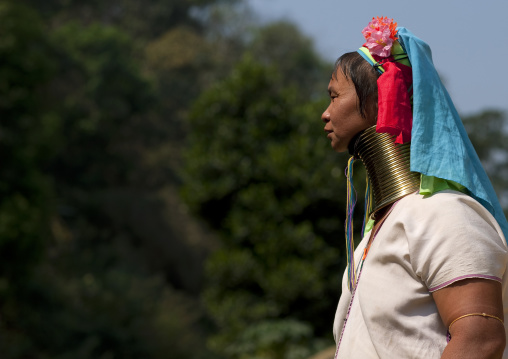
[404,191,508,292]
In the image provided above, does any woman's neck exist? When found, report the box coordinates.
[350,125,420,218]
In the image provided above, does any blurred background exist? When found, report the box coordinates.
[1,0,507,358]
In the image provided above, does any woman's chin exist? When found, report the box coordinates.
[331,140,347,153]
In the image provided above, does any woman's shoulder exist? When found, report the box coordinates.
[393,189,507,247]
[394,190,502,235]
[399,189,492,216]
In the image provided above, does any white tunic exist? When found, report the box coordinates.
[333,190,508,358]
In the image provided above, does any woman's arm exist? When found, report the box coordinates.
[433,278,506,359]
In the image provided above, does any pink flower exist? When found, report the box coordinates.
[362,17,398,58]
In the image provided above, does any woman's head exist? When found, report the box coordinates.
[321,52,380,152]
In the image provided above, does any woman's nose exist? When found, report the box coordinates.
[321,108,330,123]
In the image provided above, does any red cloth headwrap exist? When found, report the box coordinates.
[376,61,413,144]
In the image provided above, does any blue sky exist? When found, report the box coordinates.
[248,0,508,115]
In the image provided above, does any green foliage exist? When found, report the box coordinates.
[19,0,238,39]
[0,1,216,358]
[143,25,209,157]
[0,0,55,283]
[463,109,508,210]
[48,22,164,189]
[1,261,207,359]
[183,56,348,357]
[33,21,210,358]
[249,21,329,99]
[226,319,327,359]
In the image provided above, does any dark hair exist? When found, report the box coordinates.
[333,52,380,119]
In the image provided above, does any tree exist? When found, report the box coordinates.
[0,1,58,354]
[0,3,215,357]
[182,54,354,358]
[38,22,211,358]
[0,0,55,299]
[48,22,165,189]
[462,109,508,211]
[19,0,238,39]
[248,21,329,100]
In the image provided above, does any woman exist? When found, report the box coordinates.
[322,17,508,358]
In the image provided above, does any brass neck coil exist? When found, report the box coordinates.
[352,126,420,215]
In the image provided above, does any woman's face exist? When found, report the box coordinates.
[321,69,376,152]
